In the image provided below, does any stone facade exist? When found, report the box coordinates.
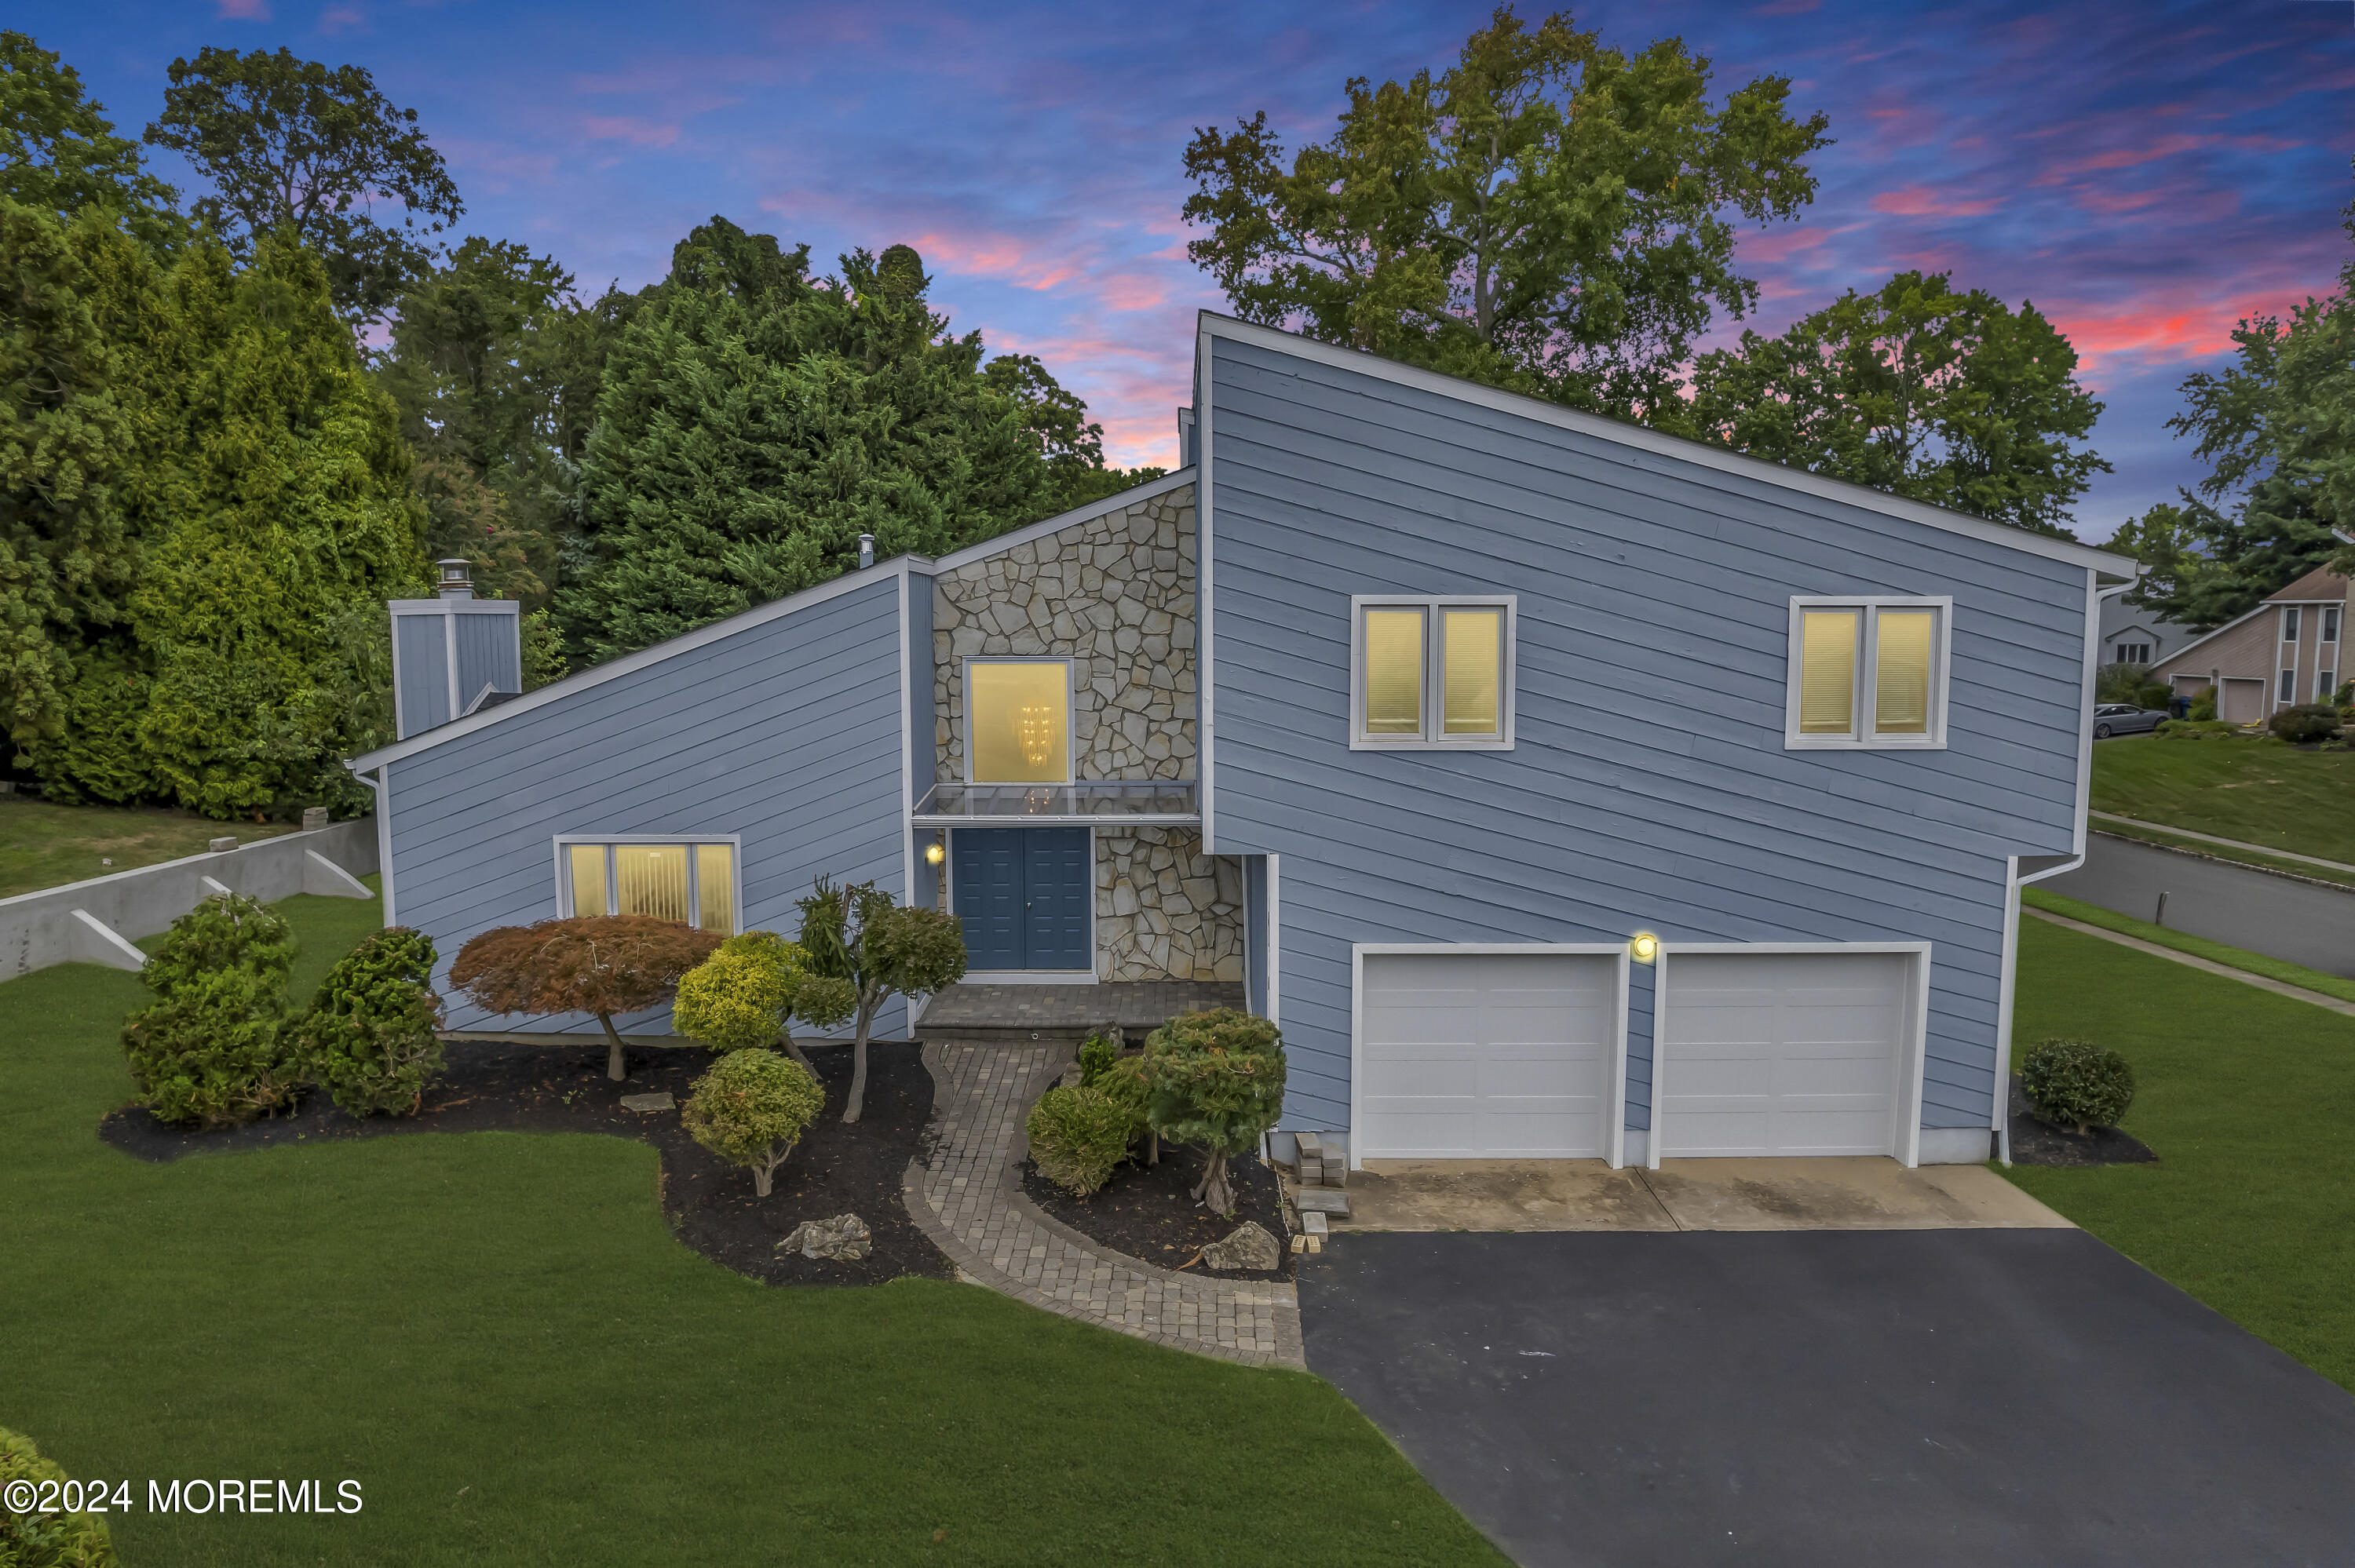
[932,483,1242,983]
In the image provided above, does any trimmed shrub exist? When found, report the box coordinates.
[291,929,444,1117]
[1027,1083,1141,1197]
[1145,1008,1287,1216]
[2155,719,2237,739]
[2020,1037,2136,1136]
[449,915,721,1081]
[674,932,853,1063]
[2189,686,2218,721]
[1,1425,120,1566]
[2268,702,2342,744]
[1076,1028,1119,1087]
[120,893,303,1128]
[681,1048,824,1196]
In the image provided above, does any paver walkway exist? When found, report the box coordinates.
[901,1037,1304,1368]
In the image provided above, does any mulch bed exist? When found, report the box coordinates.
[1021,1143,1294,1282]
[2006,1076,2157,1168]
[100,1038,953,1286]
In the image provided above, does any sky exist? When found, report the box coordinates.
[28,0,2355,541]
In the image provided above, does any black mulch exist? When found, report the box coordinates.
[1021,1143,1293,1282]
[99,1038,953,1286]
[2007,1076,2157,1167]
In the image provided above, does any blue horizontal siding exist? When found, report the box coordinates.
[388,576,909,1039]
[1209,335,2087,1136]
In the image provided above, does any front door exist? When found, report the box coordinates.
[952,827,1091,971]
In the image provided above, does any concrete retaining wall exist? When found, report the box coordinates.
[0,819,379,982]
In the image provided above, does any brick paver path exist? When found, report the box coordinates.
[903,1037,1304,1368]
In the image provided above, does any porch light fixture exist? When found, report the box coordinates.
[1629,932,1659,964]
[924,841,946,867]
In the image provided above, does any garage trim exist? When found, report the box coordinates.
[1650,942,1933,1170]
[1349,943,1634,1170]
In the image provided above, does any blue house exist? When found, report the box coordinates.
[349,315,2127,1169]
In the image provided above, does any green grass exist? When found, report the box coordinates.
[2021,885,2355,1005]
[2003,917,2355,1392]
[2090,731,2355,865]
[2087,817,2355,888]
[0,884,1501,1566]
[0,795,300,901]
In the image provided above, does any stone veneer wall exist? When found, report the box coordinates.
[932,483,1242,982]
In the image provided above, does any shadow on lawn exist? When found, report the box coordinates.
[99,1038,954,1286]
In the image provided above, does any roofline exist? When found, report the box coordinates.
[1196,314,2138,578]
[2149,600,2273,672]
[348,560,915,771]
[928,466,1196,572]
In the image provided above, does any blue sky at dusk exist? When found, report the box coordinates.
[31,1,2355,540]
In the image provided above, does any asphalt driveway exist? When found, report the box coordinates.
[1298,1230,2355,1567]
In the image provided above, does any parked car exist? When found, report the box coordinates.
[2090,703,2167,738]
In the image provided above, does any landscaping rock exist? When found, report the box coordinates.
[1199,1220,1281,1271]
[779,1212,872,1261]
[619,1092,674,1112]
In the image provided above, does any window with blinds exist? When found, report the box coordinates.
[1353,598,1514,747]
[560,841,737,933]
[1787,600,1949,748]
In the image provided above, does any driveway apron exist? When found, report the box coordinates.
[1298,1229,2355,1568]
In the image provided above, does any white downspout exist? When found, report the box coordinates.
[352,764,393,927]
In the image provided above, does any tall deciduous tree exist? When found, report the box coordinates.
[1,30,181,246]
[560,219,1138,662]
[1679,270,2108,538]
[143,46,462,335]
[1181,7,1828,417]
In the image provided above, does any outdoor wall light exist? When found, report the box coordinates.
[1629,932,1659,964]
[924,841,946,867]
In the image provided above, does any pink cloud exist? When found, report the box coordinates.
[318,5,365,34]
[1738,226,1832,264]
[1870,187,2002,218]
[579,115,681,148]
[214,0,268,16]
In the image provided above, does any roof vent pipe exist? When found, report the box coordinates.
[435,558,475,600]
[857,534,875,570]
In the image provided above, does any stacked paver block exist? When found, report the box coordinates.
[903,1037,1304,1369]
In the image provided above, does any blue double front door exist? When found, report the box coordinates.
[952,827,1091,972]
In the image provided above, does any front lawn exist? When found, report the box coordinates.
[0,794,301,901]
[2004,916,2355,1392]
[0,885,1500,1566]
[2091,732,2355,866]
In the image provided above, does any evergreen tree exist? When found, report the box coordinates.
[560,219,1134,662]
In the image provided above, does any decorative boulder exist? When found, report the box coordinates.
[1199,1220,1282,1271]
[778,1212,871,1261]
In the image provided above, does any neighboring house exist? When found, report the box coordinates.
[348,314,2130,1171]
[2149,566,2351,724]
[2095,583,2193,668]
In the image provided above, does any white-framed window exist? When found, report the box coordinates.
[2114,642,2151,664]
[1349,596,1515,749]
[1785,597,1952,749]
[2280,667,2297,704]
[2283,607,2301,641]
[2320,669,2339,701]
[555,836,739,934]
[2326,607,2341,644]
[962,657,1075,783]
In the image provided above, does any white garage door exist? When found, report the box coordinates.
[1656,950,1912,1158]
[1358,951,1619,1159]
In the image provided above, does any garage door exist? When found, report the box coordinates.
[1656,950,1912,1158]
[1359,951,1619,1159]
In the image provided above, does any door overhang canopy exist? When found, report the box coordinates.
[911,779,1199,828]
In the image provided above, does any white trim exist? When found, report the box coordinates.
[2073,570,2099,855]
[958,656,1078,786]
[928,468,1197,573]
[912,812,1200,828]
[1198,326,1218,855]
[365,765,394,926]
[1348,942,1633,1171]
[1196,315,2136,576]
[898,567,916,907]
[443,608,462,731]
[1265,852,1280,1030]
[2148,599,2273,676]
[1346,596,1517,749]
[1783,596,1953,749]
[1649,940,1933,1169]
[551,833,745,933]
[351,561,913,770]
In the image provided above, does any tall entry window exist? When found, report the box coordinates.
[966,660,1073,783]
[1786,598,1951,749]
[1352,597,1515,748]
[559,839,737,933]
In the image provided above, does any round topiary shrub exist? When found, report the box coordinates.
[681,1048,824,1196]
[2269,703,2342,743]
[2020,1037,2136,1136]
[291,928,444,1117]
[1,1425,119,1566]
[672,932,856,1064]
[1026,1083,1141,1197]
[121,892,303,1129]
[1145,1007,1287,1217]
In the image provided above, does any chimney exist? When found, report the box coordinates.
[389,567,522,738]
[858,534,875,570]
